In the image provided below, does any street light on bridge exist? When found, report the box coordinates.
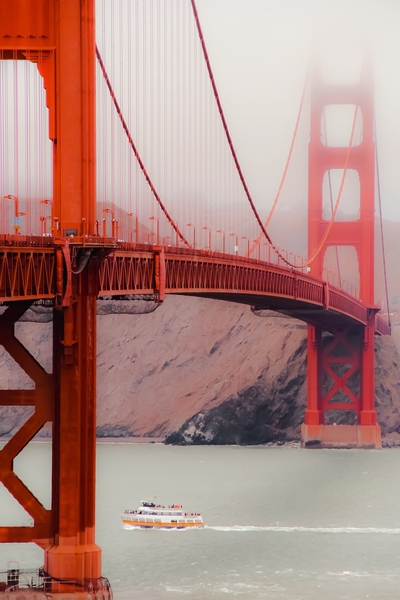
[230,232,238,255]
[103,208,116,238]
[202,226,211,250]
[40,215,52,236]
[216,229,225,254]
[127,212,139,243]
[186,223,196,249]
[149,216,160,245]
[253,240,260,261]
[3,194,20,234]
[40,199,54,234]
[241,236,250,256]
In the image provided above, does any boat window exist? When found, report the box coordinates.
[154,519,161,522]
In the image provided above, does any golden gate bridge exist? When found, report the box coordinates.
[0,0,392,595]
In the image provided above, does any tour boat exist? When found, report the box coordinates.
[121,500,204,529]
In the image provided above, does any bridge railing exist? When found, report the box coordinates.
[326,286,368,325]
[375,314,391,336]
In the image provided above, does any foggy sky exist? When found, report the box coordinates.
[196,0,400,221]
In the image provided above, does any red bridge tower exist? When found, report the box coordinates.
[302,60,381,448]
[0,0,108,594]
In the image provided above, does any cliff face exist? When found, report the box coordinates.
[95,298,308,439]
[1,297,400,444]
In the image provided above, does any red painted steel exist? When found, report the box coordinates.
[0,0,391,589]
[0,302,53,546]
[0,243,383,332]
[305,59,380,442]
[0,249,55,300]
[0,0,103,589]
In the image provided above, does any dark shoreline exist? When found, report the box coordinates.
[1,436,400,448]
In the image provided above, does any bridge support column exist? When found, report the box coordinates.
[304,325,322,426]
[302,321,381,448]
[45,263,102,583]
[304,57,382,448]
[359,317,377,426]
[0,302,53,549]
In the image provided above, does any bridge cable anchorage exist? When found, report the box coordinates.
[95,45,190,249]
[247,71,309,259]
[374,118,391,328]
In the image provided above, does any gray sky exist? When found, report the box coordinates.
[196,0,400,221]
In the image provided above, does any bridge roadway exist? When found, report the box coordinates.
[0,236,390,335]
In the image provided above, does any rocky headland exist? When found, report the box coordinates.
[1,296,400,446]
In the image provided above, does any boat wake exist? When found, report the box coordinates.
[205,525,400,534]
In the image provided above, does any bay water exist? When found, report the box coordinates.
[1,442,400,599]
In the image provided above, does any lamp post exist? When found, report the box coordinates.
[241,236,250,256]
[127,212,139,243]
[264,242,271,263]
[230,232,238,255]
[40,215,52,236]
[4,194,20,234]
[202,226,212,250]
[103,208,115,238]
[253,240,260,261]
[148,232,156,244]
[186,223,196,249]
[162,235,171,246]
[149,216,160,245]
[40,199,53,233]
[216,229,226,254]
[16,211,26,234]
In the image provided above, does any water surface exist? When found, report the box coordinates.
[1,443,400,599]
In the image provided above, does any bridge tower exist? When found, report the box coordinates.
[302,60,381,448]
[0,0,109,594]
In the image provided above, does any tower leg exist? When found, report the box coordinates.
[45,263,102,582]
[360,318,377,426]
[304,325,321,425]
[0,302,53,548]
[302,323,381,448]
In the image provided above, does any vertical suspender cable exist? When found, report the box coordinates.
[96,46,190,247]
[375,122,391,328]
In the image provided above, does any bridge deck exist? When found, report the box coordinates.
[0,240,390,335]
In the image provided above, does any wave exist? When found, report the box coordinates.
[205,525,400,534]
[122,523,400,534]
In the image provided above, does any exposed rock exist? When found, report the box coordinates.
[165,333,400,445]
[165,336,307,446]
[0,296,400,445]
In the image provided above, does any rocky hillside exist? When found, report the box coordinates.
[1,296,400,445]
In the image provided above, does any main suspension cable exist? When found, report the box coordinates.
[96,45,190,248]
[189,0,274,247]
[302,104,359,267]
[375,120,391,327]
[247,74,308,257]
